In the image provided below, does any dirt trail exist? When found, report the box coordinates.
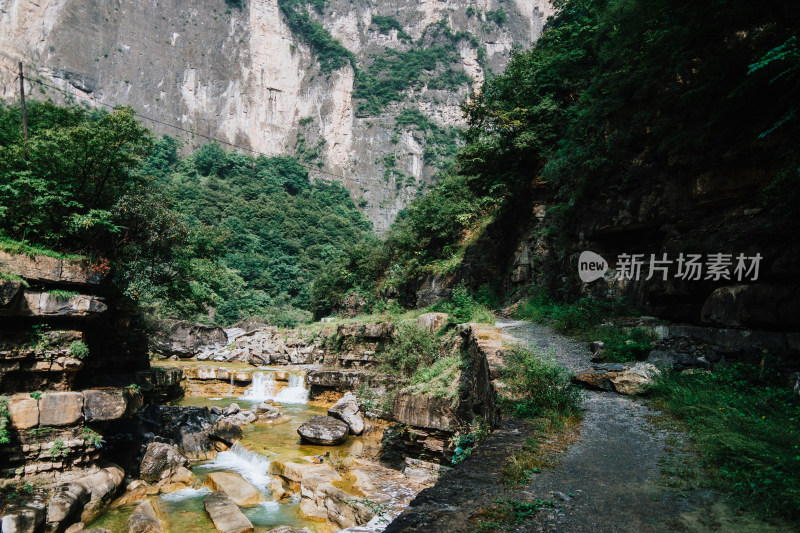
[499,320,692,532]
[386,320,768,533]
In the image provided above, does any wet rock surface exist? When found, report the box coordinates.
[203,491,254,533]
[127,500,163,533]
[204,472,262,507]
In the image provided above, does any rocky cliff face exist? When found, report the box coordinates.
[0,0,553,232]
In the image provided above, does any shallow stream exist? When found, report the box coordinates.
[89,367,375,533]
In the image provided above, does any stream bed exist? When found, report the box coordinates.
[89,367,382,533]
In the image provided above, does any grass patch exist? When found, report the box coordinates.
[47,289,78,300]
[69,341,90,359]
[376,322,443,377]
[473,498,555,532]
[499,347,584,419]
[431,283,495,325]
[407,353,463,399]
[502,416,581,486]
[0,236,84,261]
[647,363,800,522]
[513,293,654,362]
[0,396,10,445]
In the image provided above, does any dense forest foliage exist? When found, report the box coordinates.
[310,0,800,314]
[0,101,370,325]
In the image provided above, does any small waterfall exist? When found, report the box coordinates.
[241,372,308,404]
[243,372,277,401]
[229,373,234,396]
[201,442,271,490]
[274,373,309,404]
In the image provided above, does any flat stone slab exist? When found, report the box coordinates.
[204,472,262,507]
[203,491,254,533]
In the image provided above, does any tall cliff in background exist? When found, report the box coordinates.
[0,0,552,232]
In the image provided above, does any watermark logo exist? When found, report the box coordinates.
[578,251,609,282]
[578,251,763,282]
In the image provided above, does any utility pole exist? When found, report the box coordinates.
[19,61,28,141]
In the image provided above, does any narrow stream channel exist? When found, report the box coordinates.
[89,368,377,533]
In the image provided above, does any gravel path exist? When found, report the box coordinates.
[498,320,695,533]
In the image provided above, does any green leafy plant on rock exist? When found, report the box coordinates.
[68,341,89,360]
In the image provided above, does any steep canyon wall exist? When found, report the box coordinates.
[0,0,553,232]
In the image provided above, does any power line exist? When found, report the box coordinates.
[0,61,352,182]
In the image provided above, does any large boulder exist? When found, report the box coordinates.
[128,500,164,533]
[297,416,349,445]
[39,392,83,427]
[203,472,262,507]
[210,419,243,446]
[327,392,364,435]
[83,389,142,422]
[151,319,227,357]
[139,443,190,483]
[203,492,254,533]
[8,394,39,429]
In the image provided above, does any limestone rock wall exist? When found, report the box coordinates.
[0,0,553,232]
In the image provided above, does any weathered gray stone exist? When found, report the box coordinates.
[203,491,254,533]
[83,389,138,422]
[21,292,107,317]
[151,319,227,357]
[392,392,456,431]
[79,465,126,523]
[305,370,365,390]
[39,392,83,426]
[297,416,349,445]
[210,419,243,446]
[328,392,365,435]
[139,443,190,483]
[0,278,23,307]
[610,362,661,395]
[128,500,164,533]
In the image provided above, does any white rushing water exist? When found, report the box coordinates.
[199,442,272,491]
[242,372,308,404]
[159,486,211,502]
